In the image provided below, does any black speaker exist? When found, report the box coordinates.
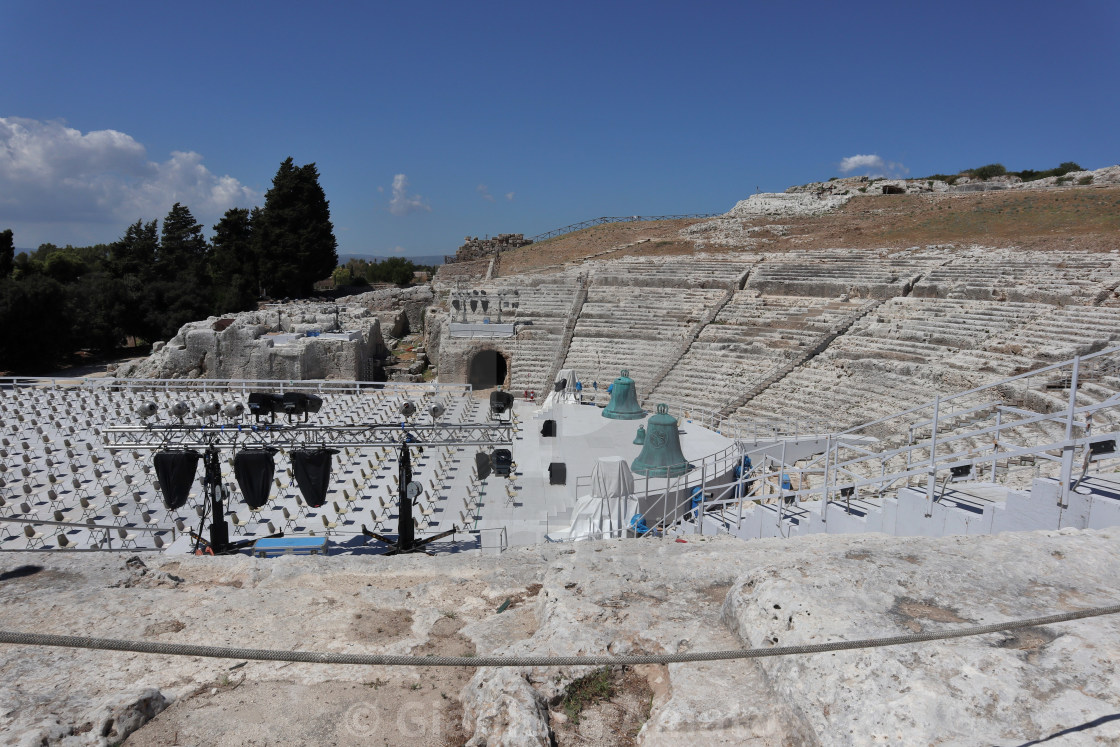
[492,449,513,477]
[541,419,557,437]
[291,448,338,508]
[153,450,201,511]
[549,462,566,485]
[234,449,276,509]
[475,451,492,481]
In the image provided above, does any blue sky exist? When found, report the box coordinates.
[1,0,1117,256]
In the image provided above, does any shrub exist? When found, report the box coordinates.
[1078,175,1094,186]
[562,668,614,724]
[968,163,1007,180]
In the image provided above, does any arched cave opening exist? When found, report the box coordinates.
[468,349,509,390]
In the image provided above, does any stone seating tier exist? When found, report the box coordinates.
[592,258,755,289]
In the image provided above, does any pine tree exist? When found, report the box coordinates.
[209,207,258,311]
[159,202,209,279]
[109,220,158,280]
[256,157,338,297]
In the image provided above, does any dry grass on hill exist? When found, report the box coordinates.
[486,187,1120,277]
[774,186,1120,253]
[497,219,701,275]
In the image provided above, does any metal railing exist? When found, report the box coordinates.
[556,346,1120,542]
[0,376,472,397]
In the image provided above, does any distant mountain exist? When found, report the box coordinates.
[339,253,444,266]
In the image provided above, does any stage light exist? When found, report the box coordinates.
[194,401,220,419]
[135,401,158,419]
[428,403,446,421]
[489,390,514,420]
[168,401,190,420]
[281,393,323,421]
[247,392,284,422]
[221,403,245,419]
[399,400,417,418]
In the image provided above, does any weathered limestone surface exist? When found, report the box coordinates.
[4,530,1110,745]
[115,286,433,380]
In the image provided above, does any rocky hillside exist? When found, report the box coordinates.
[443,167,1120,279]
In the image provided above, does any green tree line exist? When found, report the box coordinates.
[924,162,1085,185]
[0,157,338,372]
[330,256,436,288]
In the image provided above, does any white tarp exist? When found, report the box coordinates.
[559,456,639,541]
[541,368,580,410]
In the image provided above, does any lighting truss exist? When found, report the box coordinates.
[105,422,514,451]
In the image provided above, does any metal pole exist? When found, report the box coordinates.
[991,409,1002,482]
[925,396,941,517]
[777,439,787,530]
[821,435,831,526]
[1059,356,1080,508]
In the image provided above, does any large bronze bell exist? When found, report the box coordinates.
[602,369,645,420]
[631,404,693,477]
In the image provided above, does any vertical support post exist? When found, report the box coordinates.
[736,454,745,530]
[700,462,708,530]
[821,435,831,526]
[1059,356,1080,508]
[905,427,914,487]
[991,409,1002,482]
[925,396,941,517]
[776,439,788,530]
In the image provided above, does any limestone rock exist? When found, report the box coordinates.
[461,669,550,746]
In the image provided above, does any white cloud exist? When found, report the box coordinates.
[0,116,259,244]
[505,191,515,201]
[388,173,430,216]
[838,153,909,178]
[476,183,495,202]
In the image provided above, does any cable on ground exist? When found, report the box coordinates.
[1,602,1118,668]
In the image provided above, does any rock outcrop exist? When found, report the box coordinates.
[115,286,433,381]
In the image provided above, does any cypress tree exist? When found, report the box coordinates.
[256,157,338,298]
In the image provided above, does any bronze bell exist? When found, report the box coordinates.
[631,404,692,478]
[633,425,646,445]
[602,369,645,420]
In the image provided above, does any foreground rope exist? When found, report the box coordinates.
[2,603,1118,668]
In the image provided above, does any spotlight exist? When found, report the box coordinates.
[194,401,220,419]
[221,402,245,419]
[247,392,284,422]
[489,390,514,415]
[399,401,417,418]
[428,402,446,421]
[168,401,190,420]
[135,401,158,419]
[281,393,323,421]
